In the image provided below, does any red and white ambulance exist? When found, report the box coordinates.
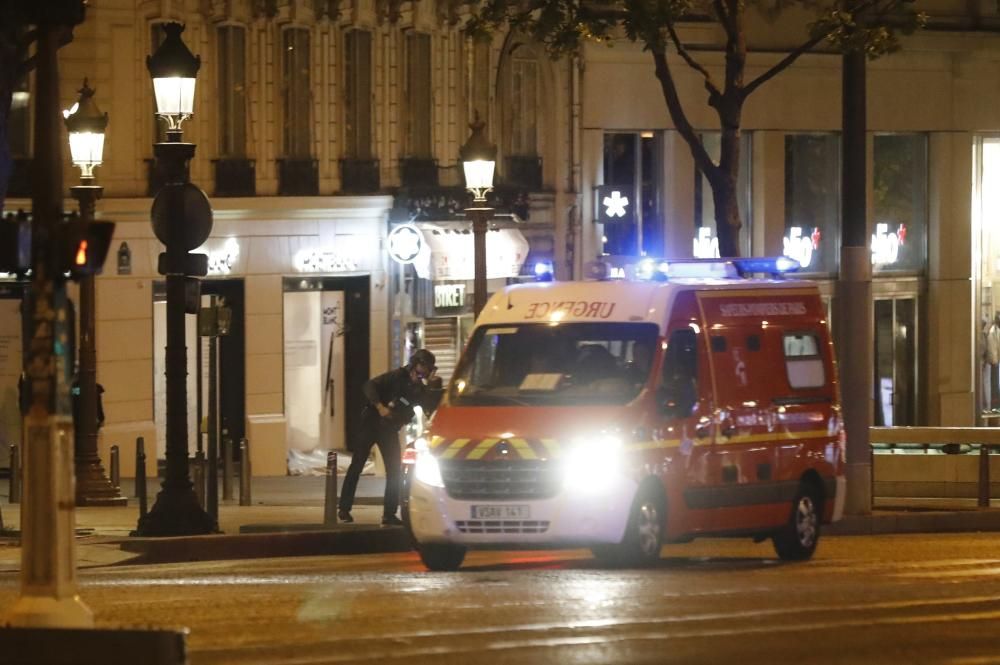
[406,258,846,570]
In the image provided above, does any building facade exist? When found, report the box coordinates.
[2,0,1000,476]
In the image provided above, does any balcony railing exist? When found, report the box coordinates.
[504,155,543,191]
[277,158,319,196]
[399,157,438,188]
[340,158,380,194]
[213,158,256,197]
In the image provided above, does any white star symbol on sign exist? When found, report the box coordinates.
[603,191,629,218]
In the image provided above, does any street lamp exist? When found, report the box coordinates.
[460,113,496,319]
[63,79,125,506]
[135,22,217,536]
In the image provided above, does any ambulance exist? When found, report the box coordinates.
[405,258,846,571]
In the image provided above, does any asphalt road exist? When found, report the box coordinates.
[5,534,1000,664]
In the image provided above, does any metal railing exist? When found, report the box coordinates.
[870,427,1000,507]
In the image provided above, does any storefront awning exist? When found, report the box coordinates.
[414,224,529,281]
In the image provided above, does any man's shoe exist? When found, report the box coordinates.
[338,510,353,523]
[381,515,404,527]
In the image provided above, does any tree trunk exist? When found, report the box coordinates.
[709,169,741,257]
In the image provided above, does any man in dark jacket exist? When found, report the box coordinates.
[338,349,442,525]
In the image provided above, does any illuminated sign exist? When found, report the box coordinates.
[293,247,360,273]
[595,185,634,224]
[388,224,424,265]
[871,222,907,266]
[693,227,720,259]
[434,283,465,309]
[782,226,821,270]
[206,238,240,275]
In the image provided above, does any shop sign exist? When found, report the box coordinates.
[782,226,821,270]
[293,247,359,273]
[693,227,720,259]
[434,283,465,309]
[206,238,240,276]
[595,185,634,224]
[388,224,425,265]
[871,222,907,267]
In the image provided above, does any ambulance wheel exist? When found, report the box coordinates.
[418,543,466,571]
[773,482,821,561]
[592,486,665,567]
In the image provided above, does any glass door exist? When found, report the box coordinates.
[873,297,917,426]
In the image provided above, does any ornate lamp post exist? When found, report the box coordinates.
[135,22,217,536]
[460,113,496,318]
[63,80,126,507]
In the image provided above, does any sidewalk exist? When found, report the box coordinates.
[3,475,1000,570]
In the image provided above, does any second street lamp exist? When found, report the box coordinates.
[135,22,217,536]
[460,113,496,319]
[63,79,125,506]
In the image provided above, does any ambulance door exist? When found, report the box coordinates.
[703,322,776,532]
[655,292,716,536]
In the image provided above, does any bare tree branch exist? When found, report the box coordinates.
[740,32,826,99]
[650,47,718,181]
[711,0,737,42]
[665,21,722,100]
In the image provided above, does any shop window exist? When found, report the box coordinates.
[602,132,664,257]
[218,25,247,158]
[784,134,840,275]
[872,134,927,274]
[694,132,752,258]
[404,32,432,158]
[282,28,311,158]
[344,29,373,160]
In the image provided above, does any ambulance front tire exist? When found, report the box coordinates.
[772,481,822,561]
[592,485,665,567]
[417,542,466,571]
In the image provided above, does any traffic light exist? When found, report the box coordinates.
[55,220,116,279]
[0,213,32,275]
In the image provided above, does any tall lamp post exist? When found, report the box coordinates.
[63,80,126,507]
[460,114,496,319]
[135,22,217,536]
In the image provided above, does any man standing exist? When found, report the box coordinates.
[338,349,441,525]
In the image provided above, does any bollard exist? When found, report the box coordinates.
[9,444,20,504]
[222,435,234,501]
[110,444,121,489]
[980,443,992,508]
[136,436,148,519]
[323,451,338,526]
[239,438,252,506]
[192,450,206,510]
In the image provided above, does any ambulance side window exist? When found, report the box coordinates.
[659,328,698,416]
[783,332,826,389]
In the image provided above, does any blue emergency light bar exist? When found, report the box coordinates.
[584,256,801,281]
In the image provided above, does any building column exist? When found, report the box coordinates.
[661,130,695,259]
[752,131,786,257]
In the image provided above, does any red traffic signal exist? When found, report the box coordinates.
[55,221,116,279]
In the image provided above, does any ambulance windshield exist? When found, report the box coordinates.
[450,322,659,406]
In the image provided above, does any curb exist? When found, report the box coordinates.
[115,525,411,565]
[827,509,1000,536]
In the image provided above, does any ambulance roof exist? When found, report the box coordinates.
[476,277,819,328]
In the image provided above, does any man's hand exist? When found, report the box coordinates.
[376,403,391,419]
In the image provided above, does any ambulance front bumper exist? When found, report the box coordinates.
[408,475,638,548]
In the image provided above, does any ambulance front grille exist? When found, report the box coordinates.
[455,520,551,534]
[440,460,561,500]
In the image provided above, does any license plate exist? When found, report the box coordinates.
[471,504,530,520]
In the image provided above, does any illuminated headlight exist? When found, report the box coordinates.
[562,434,623,493]
[413,438,445,488]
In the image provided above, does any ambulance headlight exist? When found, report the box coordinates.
[563,434,622,493]
[413,438,445,488]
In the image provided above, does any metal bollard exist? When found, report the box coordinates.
[239,438,252,506]
[9,444,20,504]
[110,444,121,489]
[136,436,148,519]
[323,451,339,526]
[222,435,234,502]
[192,450,206,510]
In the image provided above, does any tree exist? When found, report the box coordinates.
[468,0,924,257]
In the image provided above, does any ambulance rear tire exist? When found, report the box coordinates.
[592,486,665,567]
[773,482,821,561]
[418,543,466,571]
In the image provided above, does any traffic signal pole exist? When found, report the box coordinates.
[3,17,94,628]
